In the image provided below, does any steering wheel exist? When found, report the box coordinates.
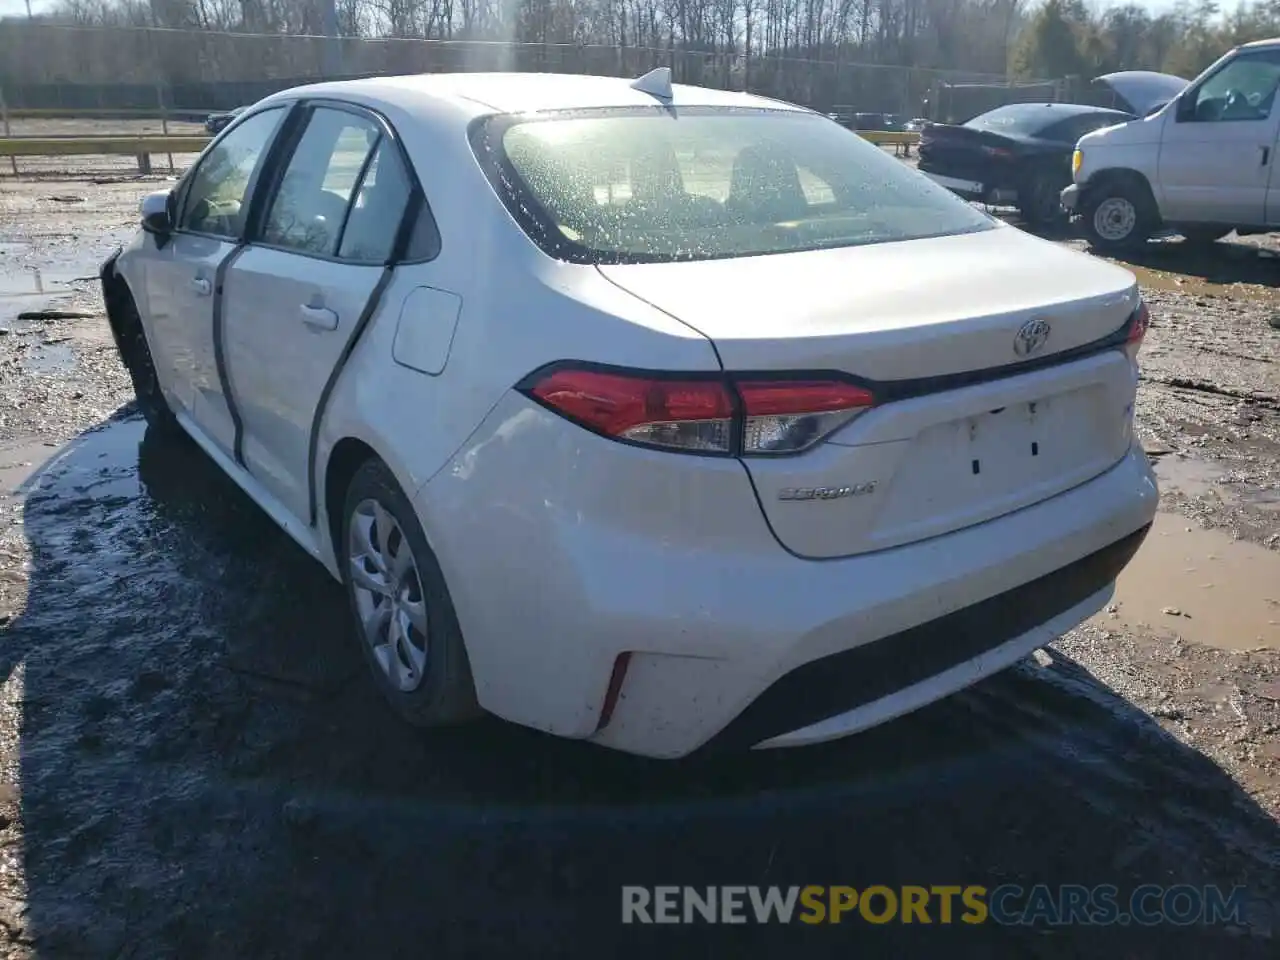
[1222,88,1254,119]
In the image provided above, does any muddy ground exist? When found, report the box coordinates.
[0,146,1279,958]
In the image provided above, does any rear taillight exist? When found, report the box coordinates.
[1126,300,1150,345]
[737,380,875,454]
[522,366,875,456]
[981,145,1014,159]
[526,369,734,453]
[1125,300,1150,360]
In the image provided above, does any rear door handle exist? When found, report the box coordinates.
[190,276,212,297]
[300,304,339,331]
[1262,145,1271,167]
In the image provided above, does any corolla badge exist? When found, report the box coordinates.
[1013,318,1052,357]
[778,482,877,501]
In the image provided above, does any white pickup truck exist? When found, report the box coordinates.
[1062,39,1280,250]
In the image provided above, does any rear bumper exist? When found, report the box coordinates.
[421,392,1159,759]
[713,523,1148,751]
[922,170,1018,205]
[924,171,984,198]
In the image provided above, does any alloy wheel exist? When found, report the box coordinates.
[348,498,430,692]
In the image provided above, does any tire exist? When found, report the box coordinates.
[340,457,481,727]
[110,285,181,436]
[1018,168,1070,228]
[1082,182,1154,252]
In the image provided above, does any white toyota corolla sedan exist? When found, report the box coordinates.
[100,69,1159,759]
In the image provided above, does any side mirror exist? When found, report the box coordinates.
[140,191,173,235]
[1174,94,1196,123]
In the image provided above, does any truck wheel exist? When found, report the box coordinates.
[1082,185,1153,252]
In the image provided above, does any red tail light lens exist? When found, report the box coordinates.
[523,367,875,456]
[981,145,1014,159]
[1126,300,1150,349]
[527,369,735,453]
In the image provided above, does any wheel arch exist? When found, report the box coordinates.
[321,434,430,566]
[323,436,381,565]
[1083,167,1159,216]
[99,250,138,360]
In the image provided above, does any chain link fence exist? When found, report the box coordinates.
[0,21,1027,120]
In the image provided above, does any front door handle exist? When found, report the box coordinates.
[300,304,339,331]
[190,276,212,297]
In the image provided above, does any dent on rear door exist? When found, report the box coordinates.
[221,248,383,522]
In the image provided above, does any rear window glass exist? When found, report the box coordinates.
[964,104,1092,136]
[476,107,994,264]
[1039,113,1129,143]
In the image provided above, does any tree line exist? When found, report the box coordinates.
[18,0,1280,82]
[1013,0,1280,81]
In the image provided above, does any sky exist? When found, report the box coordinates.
[0,0,1246,23]
[0,0,43,15]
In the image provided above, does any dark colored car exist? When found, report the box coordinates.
[851,112,890,130]
[828,111,900,131]
[917,102,1133,226]
[204,106,247,135]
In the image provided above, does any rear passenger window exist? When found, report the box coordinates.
[338,140,441,263]
[260,106,440,263]
[339,141,440,263]
[262,108,379,256]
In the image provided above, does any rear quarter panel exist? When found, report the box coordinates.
[316,105,720,557]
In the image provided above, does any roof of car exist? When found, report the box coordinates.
[1240,36,1280,50]
[265,72,809,120]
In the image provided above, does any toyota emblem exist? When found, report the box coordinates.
[1013,318,1051,357]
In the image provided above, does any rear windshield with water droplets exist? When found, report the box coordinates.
[472,107,995,264]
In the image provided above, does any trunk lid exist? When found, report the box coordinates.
[918,123,1025,180]
[598,227,1142,558]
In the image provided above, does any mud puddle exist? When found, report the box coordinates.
[0,439,65,494]
[1152,455,1280,514]
[1103,238,1280,306]
[1125,261,1280,306]
[18,341,75,376]
[1154,452,1280,512]
[1108,512,1280,650]
[0,266,91,333]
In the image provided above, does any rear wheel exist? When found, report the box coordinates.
[341,458,481,727]
[1082,183,1154,252]
[109,282,181,436]
[1018,168,1070,228]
